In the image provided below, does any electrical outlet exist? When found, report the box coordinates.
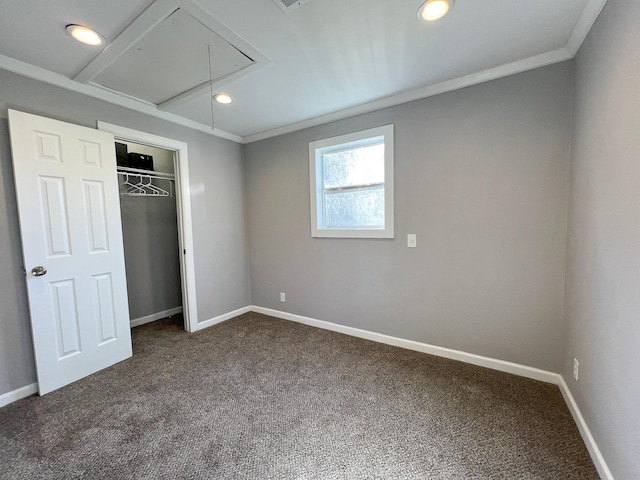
[573,358,579,381]
[280,292,285,302]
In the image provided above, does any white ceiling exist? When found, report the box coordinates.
[0,0,607,143]
[93,8,255,104]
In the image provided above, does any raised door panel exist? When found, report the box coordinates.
[79,139,103,168]
[50,279,82,358]
[39,176,72,257]
[35,132,63,164]
[82,180,110,253]
[92,273,118,345]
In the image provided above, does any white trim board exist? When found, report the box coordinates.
[243,0,608,143]
[158,0,271,111]
[250,305,613,478]
[0,49,570,145]
[565,0,608,56]
[242,48,572,144]
[130,306,184,328]
[192,306,251,332]
[0,305,251,408]
[0,304,614,479]
[0,0,607,145]
[97,122,199,334]
[0,383,37,408]
[74,0,178,83]
[250,305,559,384]
[558,377,614,480]
[0,54,241,143]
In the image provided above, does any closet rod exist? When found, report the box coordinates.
[117,166,175,179]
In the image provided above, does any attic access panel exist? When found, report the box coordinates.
[93,8,253,105]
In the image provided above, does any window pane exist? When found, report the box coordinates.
[324,187,384,228]
[322,142,384,189]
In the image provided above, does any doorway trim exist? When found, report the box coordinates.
[97,121,199,333]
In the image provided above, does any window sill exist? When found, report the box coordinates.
[311,227,394,239]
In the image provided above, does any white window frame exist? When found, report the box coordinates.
[309,124,394,238]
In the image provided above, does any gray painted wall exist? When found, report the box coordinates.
[564,0,640,477]
[0,16,635,473]
[0,69,251,396]
[119,143,182,320]
[245,62,573,372]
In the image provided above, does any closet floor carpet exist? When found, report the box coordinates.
[0,312,598,479]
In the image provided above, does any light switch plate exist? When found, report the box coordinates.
[407,234,417,248]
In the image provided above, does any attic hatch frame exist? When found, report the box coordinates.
[97,121,200,334]
[272,0,311,13]
[74,0,270,112]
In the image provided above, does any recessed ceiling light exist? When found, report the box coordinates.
[65,24,104,46]
[417,0,454,22]
[213,94,233,104]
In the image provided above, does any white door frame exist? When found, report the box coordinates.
[97,122,199,333]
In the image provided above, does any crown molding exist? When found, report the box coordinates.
[242,47,571,143]
[0,1,606,145]
[565,0,608,56]
[0,54,242,143]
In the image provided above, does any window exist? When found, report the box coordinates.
[309,124,394,238]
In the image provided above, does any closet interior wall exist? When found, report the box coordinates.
[119,142,183,324]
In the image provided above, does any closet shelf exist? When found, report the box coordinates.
[117,166,175,197]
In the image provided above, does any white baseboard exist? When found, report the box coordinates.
[193,306,251,332]
[558,377,613,480]
[250,306,560,384]
[2,305,612,479]
[250,305,614,478]
[130,306,183,328]
[0,383,38,408]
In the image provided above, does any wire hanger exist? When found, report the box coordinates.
[118,168,174,197]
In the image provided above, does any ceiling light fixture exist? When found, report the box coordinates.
[417,0,454,22]
[213,94,233,104]
[65,24,104,45]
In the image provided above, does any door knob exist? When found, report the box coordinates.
[31,266,47,277]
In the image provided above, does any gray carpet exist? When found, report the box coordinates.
[0,312,598,479]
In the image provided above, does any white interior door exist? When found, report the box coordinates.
[8,109,132,395]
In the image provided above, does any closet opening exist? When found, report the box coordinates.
[98,122,199,333]
[117,141,183,330]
